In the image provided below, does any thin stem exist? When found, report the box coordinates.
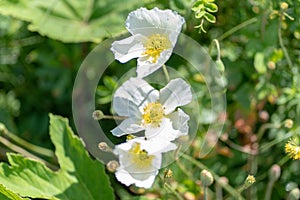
[217,17,258,41]
[216,181,223,200]
[265,180,275,200]
[278,11,293,69]
[102,115,127,120]
[182,154,245,200]
[0,124,54,158]
[209,39,221,61]
[162,64,170,82]
[0,136,57,170]
[203,186,208,200]
[163,180,184,200]
[257,123,282,142]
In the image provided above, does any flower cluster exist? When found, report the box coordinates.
[108,7,192,188]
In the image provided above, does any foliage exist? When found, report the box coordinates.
[0,114,114,199]
[0,0,299,199]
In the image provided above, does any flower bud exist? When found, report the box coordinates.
[106,160,119,173]
[284,119,294,129]
[98,142,110,152]
[269,164,281,181]
[280,2,288,10]
[267,61,276,70]
[287,188,300,200]
[0,123,6,133]
[164,169,173,178]
[200,169,214,187]
[92,110,105,120]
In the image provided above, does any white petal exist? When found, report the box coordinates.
[159,78,192,114]
[126,7,185,39]
[167,108,190,136]
[111,34,145,63]
[115,169,157,188]
[111,118,144,137]
[113,78,159,117]
[145,118,183,143]
[136,49,172,78]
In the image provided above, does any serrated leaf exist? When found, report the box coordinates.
[0,114,115,200]
[0,0,144,43]
[0,184,28,200]
[254,52,267,74]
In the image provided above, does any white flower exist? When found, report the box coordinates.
[111,77,192,143]
[114,137,177,188]
[111,7,185,78]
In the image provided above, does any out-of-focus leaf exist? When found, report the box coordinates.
[0,0,144,43]
[254,52,266,74]
[0,114,114,199]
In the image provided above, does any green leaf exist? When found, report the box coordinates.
[203,12,216,23]
[0,0,144,43]
[254,52,267,74]
[0,184,28,200]
[204,2,218,12]
[0,114,115,199]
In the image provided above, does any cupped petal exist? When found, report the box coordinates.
[115,169,157,188]
[113,78,159,117]
[159,78,192,114]
[145,118,184,143]
[111,34,145,63]
[167,108,190,136]
[111,118,144,137]
[126,7,185,40]
[136,49,172,78]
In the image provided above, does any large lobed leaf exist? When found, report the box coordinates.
[0,114,115,200]
[0,0,144,43]
[0,184,28,200]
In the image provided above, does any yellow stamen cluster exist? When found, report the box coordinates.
[142,102,165,127]
[142,34,171,63]
[285,139,300,160]
[129,143,154,169]
[246,175,256,184]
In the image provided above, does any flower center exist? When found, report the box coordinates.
[142,34,171,63]
[142,102,165,127]
[129,143,154,169]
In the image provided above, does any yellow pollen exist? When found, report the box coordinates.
[142,102,165,127]
[142,34,171,63]
[285,139,300,160]
[129,143,154,169]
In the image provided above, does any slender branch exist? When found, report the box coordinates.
[217,17,258,41]
[278,12,293,68]
[0,136,57,169]
[0,124,54,158]
[181,154,245,200]
[162,64,170,82]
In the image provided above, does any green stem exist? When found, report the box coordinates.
[264,180,275,200]
[162,64,170,82]
[0,124,54,158]
[256,123,282,142]
[0,136,57,170]
[102,115,127,120]
[203,186,208,200]
[217,17,258,41]
[181,154,245,200]
[209,39,221,61]
[278,11,293,69]
[163,181,184,200]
